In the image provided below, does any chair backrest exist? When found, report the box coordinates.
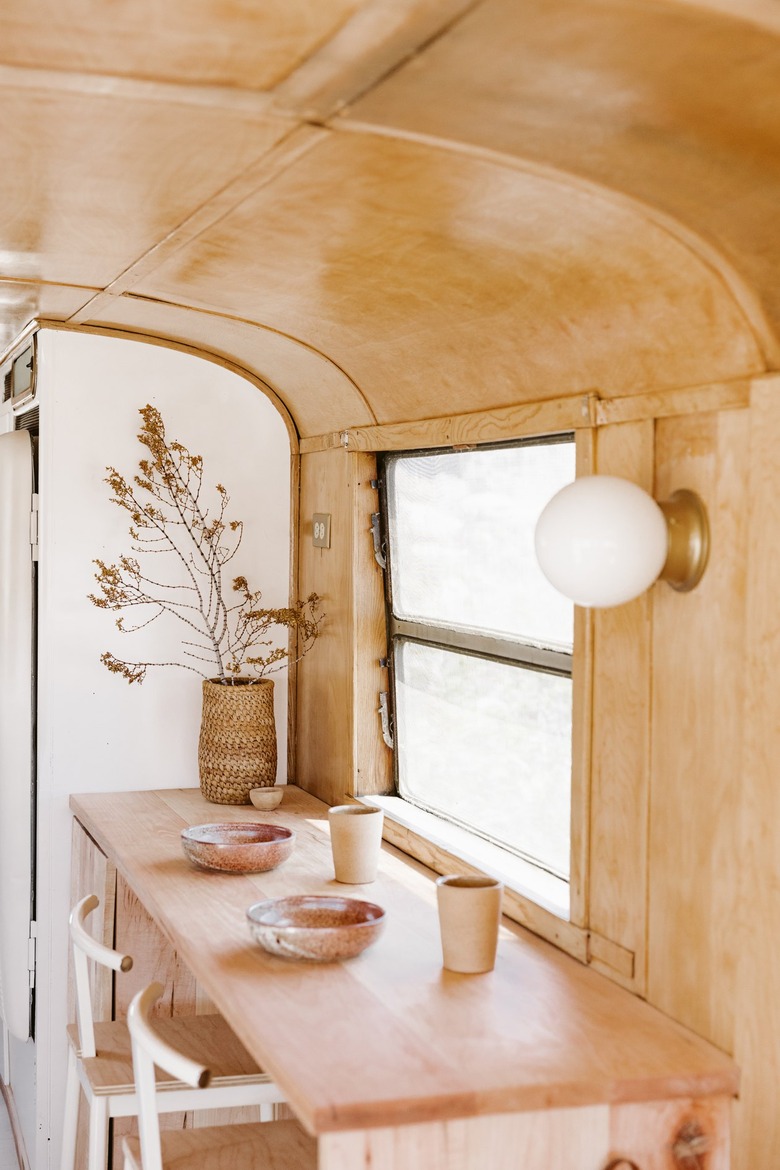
[126,982,211,1170]
[69,893,133,1059]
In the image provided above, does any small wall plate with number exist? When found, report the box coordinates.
[312,513,331,549]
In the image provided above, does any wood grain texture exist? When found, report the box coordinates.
[350,453,393,797]
[70,786,737,1137]
[0,87,290,288]
[69,820,116,1027]
[129,130,763,427]
[67,1015,267,1094]
[569,429,595,930]
[587,421,654,996]
[295,449,391,805]
[81,301,376,438]
[609,1096,731,1170]
[319,1107,610,1170]
[122,1118,316,1170]
[0,0,367,91]
[648,409,749,1053]
[732,377,780,1166]
[347,0,780,358]
[295,449,355,805]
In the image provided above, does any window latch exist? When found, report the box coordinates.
[370,513,386,569]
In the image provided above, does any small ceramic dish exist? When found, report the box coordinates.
[249,786,285,811]
[246,894,386,962]
[181,822,295,874]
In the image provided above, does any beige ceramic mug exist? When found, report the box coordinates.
[328,805,384,884]
[436,874,503,974]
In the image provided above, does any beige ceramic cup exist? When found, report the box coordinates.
[328,805,384,884]
[436,874,503,974]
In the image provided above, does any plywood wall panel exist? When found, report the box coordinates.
[296,449,356,805]
[296,448,391,806]
[732,378,780,1165]
[647,409,749,1053]
[588,420,654,992]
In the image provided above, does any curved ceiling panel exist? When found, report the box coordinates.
[81,299,377,437]
[0,0,367,90]
[346,0,780,350]
[0,284,94,350]
[0,87,290,289]
[125,131,763,432]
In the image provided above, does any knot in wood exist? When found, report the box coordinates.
[672,1121,711,1169]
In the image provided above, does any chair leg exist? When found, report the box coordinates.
[87,1094,109,1170]
[59,1046,80,1170]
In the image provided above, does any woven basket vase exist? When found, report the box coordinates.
[198,678,277,805]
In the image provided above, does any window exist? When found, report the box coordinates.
[379,437,576,917]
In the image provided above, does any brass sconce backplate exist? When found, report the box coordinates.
[658,489,710,593]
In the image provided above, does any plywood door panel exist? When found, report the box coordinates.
[648,409,749,1053]
[588,420,654,993]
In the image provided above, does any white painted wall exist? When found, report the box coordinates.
[21,329,292,1169]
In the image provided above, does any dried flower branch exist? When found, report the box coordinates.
[89,405,323,684]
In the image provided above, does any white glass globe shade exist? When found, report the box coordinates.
[534,475,668,607]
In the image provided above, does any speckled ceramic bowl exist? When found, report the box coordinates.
[245,895,386,962]
[181,822,295,874]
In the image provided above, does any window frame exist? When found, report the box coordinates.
[372,434,587,938]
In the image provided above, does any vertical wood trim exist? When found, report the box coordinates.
[732,375,780,1164]
[569,430,595,929]
[588,420,654,994]
[287,450,301,783]
[351,452,393,797]
[647,410,748,1051]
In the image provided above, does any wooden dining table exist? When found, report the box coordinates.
[69,784,738,1170]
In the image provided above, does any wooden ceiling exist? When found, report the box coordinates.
[0,0,778,436]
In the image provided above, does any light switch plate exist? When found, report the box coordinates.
[312,513,331,549]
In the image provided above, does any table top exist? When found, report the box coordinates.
[70,785,738,1135]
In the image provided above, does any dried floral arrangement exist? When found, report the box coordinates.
[89,404,322,685]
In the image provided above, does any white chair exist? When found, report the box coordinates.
[61,894,286,1170]
[123,982,316,1170]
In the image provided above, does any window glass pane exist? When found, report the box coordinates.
[386,441,575,650]
[394,640,572,878]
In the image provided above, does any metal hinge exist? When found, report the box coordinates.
[370,513,386,569]
[27,922,37,989]
[378,692,394,749]
[30,493,39,561]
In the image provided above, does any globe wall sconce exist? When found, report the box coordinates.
[534,475,710,608]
